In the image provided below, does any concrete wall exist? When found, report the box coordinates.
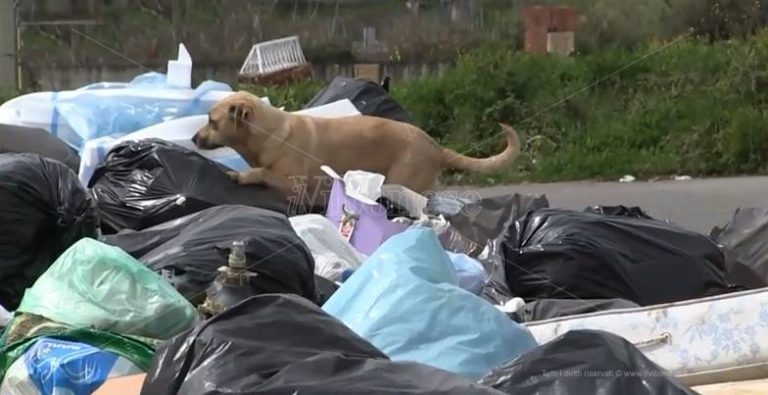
[28,60,453,91]
[0,0,17,90]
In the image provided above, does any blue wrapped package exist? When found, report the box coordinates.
[1,338,143,395]
[322,227,538,380]
[52,73,233,151]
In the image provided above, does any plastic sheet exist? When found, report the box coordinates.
[0,153,97,310]
[141,294,503,395]
[1,338,143,395]
[289,214,366,282]
[478,330,698,395]
[17,237,198,340]
[103,205,317,306]
[304,76,414,124]
[503,209,730,306]
[322,227,538,380]
[711,207,768,289]
[0,72,233,152]
[89,139,289,234]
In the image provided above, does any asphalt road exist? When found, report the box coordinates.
[455,176,768,235]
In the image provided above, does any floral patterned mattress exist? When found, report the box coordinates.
[524,288,768,387]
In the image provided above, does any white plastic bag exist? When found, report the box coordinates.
[289,215,366,282]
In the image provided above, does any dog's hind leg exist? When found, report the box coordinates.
[385,161,440,195]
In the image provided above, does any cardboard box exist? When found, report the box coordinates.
[93,373,146,395]
[353,63,380,82]
[547,31,575,57]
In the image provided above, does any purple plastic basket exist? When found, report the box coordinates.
[324,176,409,256]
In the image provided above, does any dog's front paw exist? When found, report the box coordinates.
[226,171,241,183]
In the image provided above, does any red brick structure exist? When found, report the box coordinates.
[522,5,578,55]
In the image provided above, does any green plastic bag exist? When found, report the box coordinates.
[17,238,198,340]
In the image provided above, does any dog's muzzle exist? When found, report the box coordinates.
[191,132,208,149]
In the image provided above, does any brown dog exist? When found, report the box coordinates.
[192,91,520,209]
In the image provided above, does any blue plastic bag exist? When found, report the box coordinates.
[1,337,143,395]
[53,73,232,151]
[322,227,538,380]
[446,251,487,295]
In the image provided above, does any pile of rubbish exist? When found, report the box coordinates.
[0,46,766,395]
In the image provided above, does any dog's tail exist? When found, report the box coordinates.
[440,123,521,174]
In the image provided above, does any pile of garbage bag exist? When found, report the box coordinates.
[90,139,290,233]
[0,52,752,394]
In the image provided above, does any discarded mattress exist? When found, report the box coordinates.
[479,330,697,395]
[77,98,360,186]
[16,237,198,340]
[142,294,504,395]
[0,123,80,172]
[89,139,289,234]
[523,287,768,387]
[1,337,144,395]
[304,76,414,124]
[103,205,316,306]
[504,208,730,306]
[711,207,768,289]
[0,72,233,152]
[0,153,98,311]
[289,214,366,282]
[322,227,538,380]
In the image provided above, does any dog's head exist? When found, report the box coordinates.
[192,91,266,150]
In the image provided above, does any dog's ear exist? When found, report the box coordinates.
[227,99,254,123]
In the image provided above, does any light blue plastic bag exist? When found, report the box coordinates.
[322,227,538,380]
[53,72,232,151]
[446,251,487,295]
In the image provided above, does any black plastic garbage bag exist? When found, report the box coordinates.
[504,209,729,306]
[0,153,97,310]
[103,205,316,305]
[478,330,698,395]
[512,298,641,322]
[89,139,289,234]
[314,274,339,305]
[141,294,504,395]
[584,205,653,219]
[304,76,414,124]
[711,207,768,289]
[0,124,80,172]
[428,193,550,305]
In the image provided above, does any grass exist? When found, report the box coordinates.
[6,31,768,186]
[252,32,768,185]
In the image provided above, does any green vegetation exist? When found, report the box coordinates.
[6,23,768,185]
[254,32,768,184]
